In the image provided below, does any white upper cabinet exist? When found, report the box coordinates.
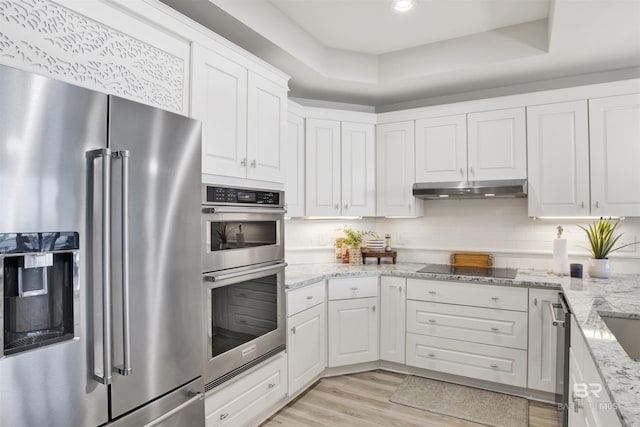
[247,72,287,183]
[415,114,467,183]
[192,44,247,179]
[467,108,527,181]
[305,118,375,217]
[341,122,376,217]
[415,108,526,184]
[589,94,640,217]
[305,118,342,216]
[285,112,305,217]
[192,44,288,183]
[527,101,590,217]
[376,121,424,217]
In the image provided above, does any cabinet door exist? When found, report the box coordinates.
[467,108,526,181]
[192,44,247,178]
[341,122,375,217]
[589,94,640,217]
[527,101,590,217]
[528,289,558,393]
[415,114,467,183]
[306,119,341,216]
[379,277,406,364]
[247,72,287,183]
[376,121,423,217]
[328,297,378,367]
[287,303,325,396]
[285,113,305,217]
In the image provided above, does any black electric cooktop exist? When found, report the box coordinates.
[417,264,518,279]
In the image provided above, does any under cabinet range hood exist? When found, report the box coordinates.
[413,179,528,199]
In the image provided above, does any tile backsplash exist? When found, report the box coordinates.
[285,198,640,274]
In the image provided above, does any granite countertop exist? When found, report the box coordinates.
[285,262,640,427]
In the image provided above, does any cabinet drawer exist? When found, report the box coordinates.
[328,277,378,300]
[287,281,325,317]
[407,300,528,350]
[205,353,287,427]
[407,279,527,311]
[406,334,527,388]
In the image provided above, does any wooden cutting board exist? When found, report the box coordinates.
[450,252,493,268]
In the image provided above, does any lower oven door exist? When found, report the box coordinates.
[203,261,286,388]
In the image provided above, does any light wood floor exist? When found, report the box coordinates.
[262,370,559,427]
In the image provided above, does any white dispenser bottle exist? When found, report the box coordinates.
[553,225,569,275]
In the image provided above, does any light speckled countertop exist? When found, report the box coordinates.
[285,262,640,427]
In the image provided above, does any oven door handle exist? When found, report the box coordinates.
[204,262,287,283]
[202,206,286,215]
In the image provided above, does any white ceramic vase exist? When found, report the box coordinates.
[588,258,611,279]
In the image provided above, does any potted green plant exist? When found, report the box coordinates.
[342,226,374,265]
[578,217,637,278]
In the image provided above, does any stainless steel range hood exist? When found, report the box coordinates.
[413,179,528,199]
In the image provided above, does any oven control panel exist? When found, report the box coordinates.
[203,185,283,207]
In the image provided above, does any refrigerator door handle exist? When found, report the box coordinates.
[87,148,113,385]
[113,150,133,376]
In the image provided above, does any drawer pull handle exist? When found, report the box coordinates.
[268,383,276,389]
[490,327,500,332]
[428,319,437,324]
[428,291,436,295]
[219,413,229,421]
[238,320,247,324]
[238,293,247,298]
[350,287,359,291]
[490,363,499,369]
[491,297,499,301]
[306,296,314,300]
[427,353,436,358]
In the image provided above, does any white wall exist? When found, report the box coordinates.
[285,198,640,274]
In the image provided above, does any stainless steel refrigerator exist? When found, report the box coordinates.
[0,64,204,427]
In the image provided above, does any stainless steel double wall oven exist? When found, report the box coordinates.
[201,185,286,389]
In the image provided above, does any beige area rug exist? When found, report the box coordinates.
[389,376,529,427]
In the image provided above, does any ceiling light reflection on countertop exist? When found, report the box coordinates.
[392,0,416,12]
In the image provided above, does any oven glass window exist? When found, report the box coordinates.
[208,221,276,252]
[210,274,278,357]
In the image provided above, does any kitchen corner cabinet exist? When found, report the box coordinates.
[192,44,287,183]
[527,289,558,393]
[327,278,379,367]
[589,93,640,217]
[376,121,424,217]
[285,112,305,217]
[415,108,526,183]
[379,276,406,364]
[305,119,375,217]
[286,280,326,396]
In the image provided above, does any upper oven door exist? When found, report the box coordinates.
[202,206,285,272]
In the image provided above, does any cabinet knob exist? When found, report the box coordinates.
[408,203,412,212]
[595,201,599,209]
[490,363,499,369]
[334,203,339,211]
[306,295,314,300]
[491,297,499,301]
[428,319,437,324]
[490,327,500,332]
[268,383,276,389]
[372,305,376,313]
[427,353,436,358]
[580,201,585,208]
[291,326,296,334]
[344,204,348,211]
[219,413,229,421]
[534,298,538,307]
[428,290,436,295]
[240,158,247,167]
[470,167,475,176]
[459,168,464,177]
[250,159,256,168]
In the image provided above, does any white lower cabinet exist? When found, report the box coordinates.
[528,289,559,393]
[287,299,326,396]
[406,333,528,387]
[569,317,622,427]
[205,353,287,427]
[328,278,379,367]
[405,278,528,388]
[379,276,406,364]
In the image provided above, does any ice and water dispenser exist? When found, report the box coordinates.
[0,232,79,356]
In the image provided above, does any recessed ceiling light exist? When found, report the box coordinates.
[393,0,416,12]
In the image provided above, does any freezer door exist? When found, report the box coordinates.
[107,96,203,418]
[0,65,109,426]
